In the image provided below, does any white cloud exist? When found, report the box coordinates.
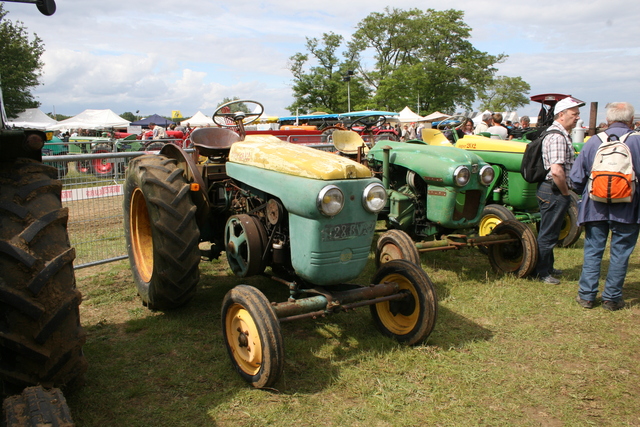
[3,0,640,122]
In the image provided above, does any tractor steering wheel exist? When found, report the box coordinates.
[212,100,264,128]
[349,114,386,131]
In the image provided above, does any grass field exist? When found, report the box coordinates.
[67,240,640,426]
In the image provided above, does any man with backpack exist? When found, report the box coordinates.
[569,102,640,311]
[536,96,585,284]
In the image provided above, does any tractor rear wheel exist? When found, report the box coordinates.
[370,259,438,345]
[91,143,115,177]
[221,285,284,389]
[123,154,200,310]
[0,159,87,395]
[487,219,538,277]
[375,229,420,268]
[558,193,582,248]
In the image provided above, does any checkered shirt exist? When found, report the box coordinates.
[542,121,574,181]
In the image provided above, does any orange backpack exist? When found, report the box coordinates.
[588,131,637,203]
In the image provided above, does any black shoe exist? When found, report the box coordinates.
[552,269,563,276]
[539,275,560,285]
[575,295,593,309]
[602,300,625,311]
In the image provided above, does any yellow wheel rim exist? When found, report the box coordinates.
[226,303,263,376]
[479,214,502,237]
[375,273,419,335]
[129,188,153,283]
[559,212,571,241]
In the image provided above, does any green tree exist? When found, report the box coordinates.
[478,76,531,112]
[120,112,136,122]
[288,32,370,114]
[349,8,507,114]
[218,97,250,113]
[0,4,45,118]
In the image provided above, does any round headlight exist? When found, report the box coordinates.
[479,165,495,186]
[362,182,387,213]
[317,185,344,217]
[453,166,470,186]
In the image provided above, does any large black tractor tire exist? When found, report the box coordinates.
[3,385,74,427]
[558,192,582,248]
[90,143,115,177]
[0,160,87,396]
[123,154,200,310]
[487,219,538,278]
[375,229,421,269]
[370,259,438,345]
[221,285,284,389]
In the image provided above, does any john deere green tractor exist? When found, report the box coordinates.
[330,119,539,278]
[123,100,438,389]
[426,115,581,248]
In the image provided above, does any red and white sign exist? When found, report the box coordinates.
[61,184,124,202]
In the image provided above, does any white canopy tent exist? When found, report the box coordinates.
[180,111,214,127]
[396,106,426,123]
[7,109,58,130]
[422,111,451,122]
[53,109,130,130]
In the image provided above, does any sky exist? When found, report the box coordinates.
[3,0,640,124]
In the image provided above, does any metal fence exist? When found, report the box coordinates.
[43,148,144,269]
[43,137,335,269]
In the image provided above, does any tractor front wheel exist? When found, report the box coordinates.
[221,285,284,389]
[487,219,538,277]
[370,259,438,345]
[478,204,517,237]
[375,229,420,268]
[123,154,200,310]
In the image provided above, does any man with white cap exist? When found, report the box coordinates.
[536,96,585,284]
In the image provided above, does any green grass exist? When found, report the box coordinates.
[68,242,640,426]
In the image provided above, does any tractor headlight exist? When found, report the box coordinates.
[479,165,495,186]
[362,182,387,213]
[317,185,344,217]
[453,166,470,186]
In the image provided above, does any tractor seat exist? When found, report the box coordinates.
[422,128,453,146]
[190,127,241,157]
[332,130,370,154]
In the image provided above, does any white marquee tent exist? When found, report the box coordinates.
[180,111,214,127]
[7,109,58,130]
[53,109,130,130]
[396,106,427,123]
[422,111,451,122]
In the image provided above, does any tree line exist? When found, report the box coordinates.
[288,7,530,115]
